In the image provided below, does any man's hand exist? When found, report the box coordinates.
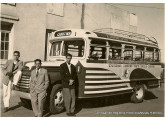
[69,79,74,85]
[6,72,13,77]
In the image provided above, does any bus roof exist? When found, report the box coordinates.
[49,28,159,48]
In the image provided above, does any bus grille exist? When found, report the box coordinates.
[17,75,30,89]
[84,68,132,94]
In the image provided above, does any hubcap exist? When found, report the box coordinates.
[54,89,64,108]
[136,87,143,99]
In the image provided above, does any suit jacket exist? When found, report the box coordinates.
[60,62,77,89]
[30,68,49,94]
[2,59,23,85]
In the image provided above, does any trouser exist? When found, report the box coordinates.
[13,71,22,85]
[30,90,46,117]
[62,88,75,113]
[3,81,12,108]
[3,71,22,108]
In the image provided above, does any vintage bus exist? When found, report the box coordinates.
[14,28,162,114]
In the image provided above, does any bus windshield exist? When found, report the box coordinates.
[50,41,62,56]
[50,39,85,57]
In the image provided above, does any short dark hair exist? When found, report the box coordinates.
[34,59,42,64]
[66,53,72,58]
[13,51,20,56]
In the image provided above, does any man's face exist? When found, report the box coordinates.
[35,61,41,69]
[13,53,19,61]
[66,56,72,64]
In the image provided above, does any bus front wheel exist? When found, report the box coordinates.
[131,84,145,103]
[49,84,65,114]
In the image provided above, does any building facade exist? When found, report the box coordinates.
[0,3,137,64]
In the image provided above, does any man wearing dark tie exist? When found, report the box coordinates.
[30,59,49,117]
[60,53,77,116]
[2,51,23,112]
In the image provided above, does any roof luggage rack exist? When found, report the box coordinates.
[93,28,158,45]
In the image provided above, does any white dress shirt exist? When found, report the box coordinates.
[66,62,71,74]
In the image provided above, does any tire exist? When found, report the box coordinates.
[20,98,32,109]
[131,84,145,103]
[49,84,65,114]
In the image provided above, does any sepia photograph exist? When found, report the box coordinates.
[0,1,164,118]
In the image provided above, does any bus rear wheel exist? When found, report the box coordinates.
[131,84,145,103]
[49,84,65,114]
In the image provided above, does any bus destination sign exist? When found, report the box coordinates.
[55,30,72,37]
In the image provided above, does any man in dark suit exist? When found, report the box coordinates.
[60,53,77,116]
[2,51,23,112]
[30,59,49,117]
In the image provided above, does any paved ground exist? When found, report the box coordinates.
[1,83,164,117]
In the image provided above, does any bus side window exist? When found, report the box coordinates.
[109,43,122,60]
[109,48,112,59]
[154,49,159,62]
[89,39,107,60]
[89,46,99,60]
[89,46,106,60]
[112,49,121,60]
[135,46,144,61]
[144,47,154,62]
[62,40,85,57]
[123,46,133,60]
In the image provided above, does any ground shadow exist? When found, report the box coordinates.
[74,90,159,114]
[19,101,32,110]
[144,90,158,100]
[74,99,83,114]
[75,93,131,111]
[8,104,21,111]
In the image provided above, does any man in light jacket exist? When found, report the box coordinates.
[30,59,49,117]
[2,51,23,112]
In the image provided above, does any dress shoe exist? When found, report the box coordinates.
[3,107,8,113]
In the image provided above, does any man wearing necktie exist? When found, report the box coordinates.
[60,53,77,116]
[2,51,23,112]
[30,59,49,117]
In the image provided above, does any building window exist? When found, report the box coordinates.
[1,22,13,61]
[1,31,10,59]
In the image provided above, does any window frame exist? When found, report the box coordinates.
[1,30,11,60]
[49,38,85,58]
[88,39,108,60]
